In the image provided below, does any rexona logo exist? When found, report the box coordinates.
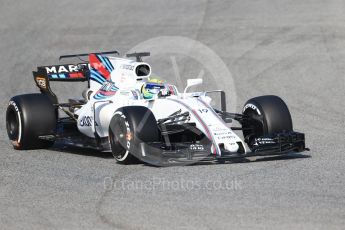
[45,64,90,74]
[79,116,93,127]
[36,77,47,89]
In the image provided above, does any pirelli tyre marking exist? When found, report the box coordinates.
[112,111,131,162]
[9,101,22,146]
[243,103,261,115]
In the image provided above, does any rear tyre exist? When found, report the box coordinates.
[242,95,293,149]
[108,106,159,164]
[6,94,57,150]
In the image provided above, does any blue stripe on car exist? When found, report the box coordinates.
[104,57,114,71]
[98,55,112,72]
[91,68,106,80]
[94,94,107,100]
[90,69,105,84]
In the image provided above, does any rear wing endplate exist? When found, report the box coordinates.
[32,63,90,103]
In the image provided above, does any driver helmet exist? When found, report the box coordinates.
[141,78,165,99]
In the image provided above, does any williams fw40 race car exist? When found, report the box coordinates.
[6,51,308,166]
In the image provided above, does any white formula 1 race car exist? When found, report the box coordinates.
[6,51,308,166]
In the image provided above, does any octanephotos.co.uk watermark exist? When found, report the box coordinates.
[104,176,243,192]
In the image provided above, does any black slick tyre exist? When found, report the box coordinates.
[6,94,57,150]
[108,106,159,164]
[242,95,293,149]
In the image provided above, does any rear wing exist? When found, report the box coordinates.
[32,50,119,103]
[34,63,90,81]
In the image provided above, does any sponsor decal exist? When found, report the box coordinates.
[211,126,237,140]
[79,116,93,127]
[36,77,47,89]
[9,101,19,112]
[45,64,90,74]
[212,126,228,131]
[255,137,276,145]
[9,101,22,143]
[214,131,234,136]
[121,64,135,71]
[94,81,118,99]
[190,144,205,151]
[100,81,117,91]
[243,103,261,115]
[216,135,235,140]
[120,91,130,96]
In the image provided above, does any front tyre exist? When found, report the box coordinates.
[108,106,159,164]
[6,94,57,150]
[242,95,293,149]
[108,111,136,163]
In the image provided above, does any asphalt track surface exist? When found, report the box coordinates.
[1,0,345,229]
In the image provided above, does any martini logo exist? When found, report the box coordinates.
[45,63,90,74]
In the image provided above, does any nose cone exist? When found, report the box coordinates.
[224,142,239,152]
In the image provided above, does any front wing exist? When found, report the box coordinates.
[133,131,307,166]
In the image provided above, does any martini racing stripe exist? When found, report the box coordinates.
[94,94,107,100]
[49,73,67,79]
[69,72,84,78]
[97,55,111,72]
[93,90,117,99]
[93,81,118,99]
[90,69,106,85]
[104,56,114,71]
[89,54,111,79]
[97,55,114,72]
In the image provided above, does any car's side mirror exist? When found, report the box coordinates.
[183,78,203,95]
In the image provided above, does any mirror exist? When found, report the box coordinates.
[183,78,203,95]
